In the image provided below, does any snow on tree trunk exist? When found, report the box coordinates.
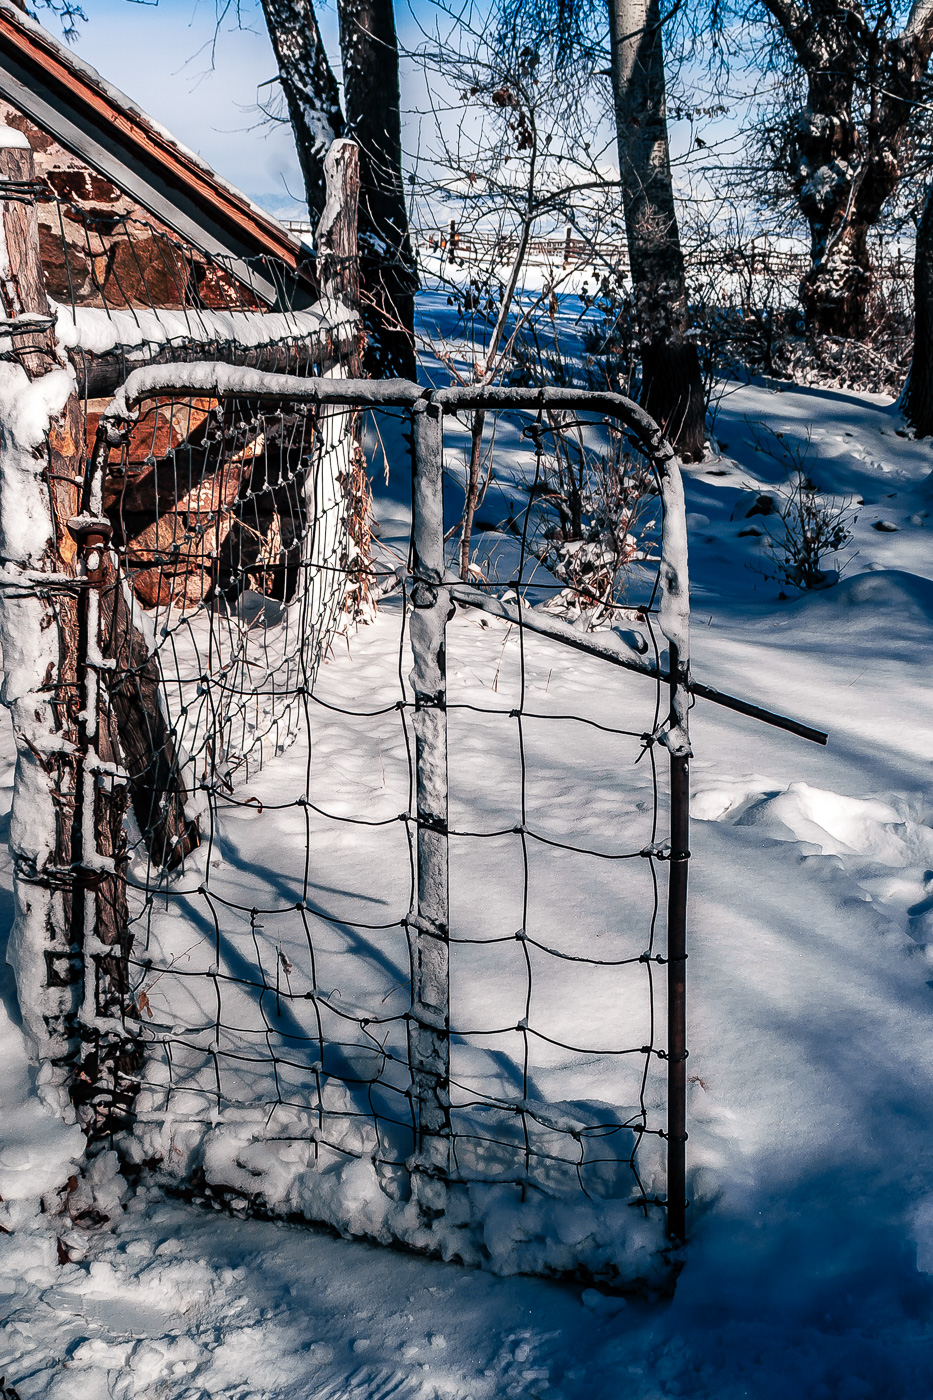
[607,0,705,462]
[337,0,418,379]
[258,0,344,225]
[762,0,933,338]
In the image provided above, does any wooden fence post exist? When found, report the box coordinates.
[316,138,373,618]
[0,129,88,1114]
[317,139,361,379]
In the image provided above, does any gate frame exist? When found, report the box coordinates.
[97,369,694,1243]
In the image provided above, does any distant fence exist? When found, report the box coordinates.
[413,223,915,303]
[280,215,914,306]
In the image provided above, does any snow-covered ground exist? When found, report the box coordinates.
[4,297,933,1394]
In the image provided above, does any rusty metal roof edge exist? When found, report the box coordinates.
[0,0,316,303]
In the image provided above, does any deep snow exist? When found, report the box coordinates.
[3,296,933,1395]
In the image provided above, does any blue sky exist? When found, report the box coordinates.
[70,0,322,216]
[64,0,746,235]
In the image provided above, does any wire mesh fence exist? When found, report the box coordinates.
[0,141,367,1177]
[0,142,835,1290]
[69,374,690,1289]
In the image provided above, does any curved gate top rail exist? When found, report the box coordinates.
[101,367,826,746]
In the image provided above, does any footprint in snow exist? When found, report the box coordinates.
[311,1366,424,1399]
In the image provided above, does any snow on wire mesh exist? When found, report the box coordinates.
[90,375,688,1291]
[105,391,358,794]
[31,191,355,396]
[0,165,362,1112]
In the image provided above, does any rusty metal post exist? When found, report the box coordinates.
[70,480,139,1142]
[666,643,690,1244]
[406,397,451,1217]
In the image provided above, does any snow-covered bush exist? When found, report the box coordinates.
[576,262,911,401]
[521,424,659,624]
[766,472,857,590]
[750,427,858,590]
[768,331,911,397]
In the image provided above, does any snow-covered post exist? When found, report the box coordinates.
[303,143,358,654]
[406,398,451,1215]
[70,492,140,1142]
[0,129,87,1116]
[317,139,360,377]
[656,444,691,1245]
[316,139,373,620]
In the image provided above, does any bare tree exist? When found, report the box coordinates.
[258,0,416,375]
[752,0,933,337]
[608,0,705,459]
[258,0,345,222]
[338,0,418,377]
[409,2,625,576]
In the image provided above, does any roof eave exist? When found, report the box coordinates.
[0,0,317,307]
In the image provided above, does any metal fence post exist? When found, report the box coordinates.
[407,397,451,1216]
[667,643,690,1244]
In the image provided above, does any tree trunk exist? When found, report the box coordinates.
[786,33,862,335]
[762,0,933,338]
[607,0,705,460]
[901,185,933,437]
[338,0,418,378]
[257,0,345,225]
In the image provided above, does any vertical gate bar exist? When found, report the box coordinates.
[666,643,690,1244]
[407,397,451,1215]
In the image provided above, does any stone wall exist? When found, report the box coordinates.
[0,103,263,310]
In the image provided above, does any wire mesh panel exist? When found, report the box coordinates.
[80,378,688,1291]
[68,382,363,1142]
[110,391,358,790]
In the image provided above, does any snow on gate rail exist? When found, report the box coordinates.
[13,367,698,1290]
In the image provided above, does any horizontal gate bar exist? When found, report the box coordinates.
[448,582,828,747]
[99,368,827,751]
[105,373,675,460]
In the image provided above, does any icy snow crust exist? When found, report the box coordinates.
[4,296,933,1391]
